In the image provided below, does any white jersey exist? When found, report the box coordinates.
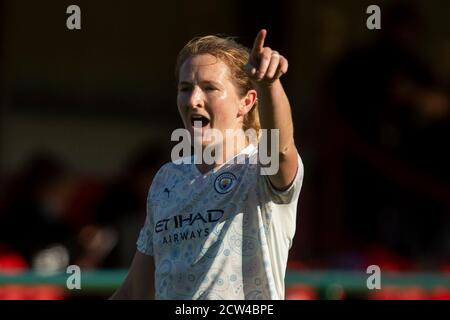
[137,143,304,299]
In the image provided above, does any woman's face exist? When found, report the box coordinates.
[177,54,246,148]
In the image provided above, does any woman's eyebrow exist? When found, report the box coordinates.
[199,80,222,86]
[178,80,222,87]
[178,81,193,86]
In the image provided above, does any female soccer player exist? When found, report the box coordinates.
[111,29,304,300]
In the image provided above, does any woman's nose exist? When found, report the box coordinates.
[187,86,204,108]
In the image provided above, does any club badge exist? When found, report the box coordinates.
[214,172,237,194]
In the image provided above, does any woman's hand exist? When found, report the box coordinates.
[246,29,288,86]
[246,29,298,191]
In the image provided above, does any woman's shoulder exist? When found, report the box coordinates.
[152,159,193,183]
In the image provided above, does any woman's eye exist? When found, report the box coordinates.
[205,86,217,91]
[179,87,191,92]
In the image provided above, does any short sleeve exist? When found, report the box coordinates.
[136,209,154,256]
[136,180,157,256]
[259,152,304,205]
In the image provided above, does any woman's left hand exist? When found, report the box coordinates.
[246,29,289,86]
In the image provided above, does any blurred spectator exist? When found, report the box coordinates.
[75,144,167,269]
[322,2,450,264]
[0,152,76,272]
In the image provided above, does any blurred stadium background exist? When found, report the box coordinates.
[0,0,449,299]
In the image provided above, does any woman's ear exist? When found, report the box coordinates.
[238,89,257,117]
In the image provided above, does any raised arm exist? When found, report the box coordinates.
[110,251,155,300]
[247,29,298,190]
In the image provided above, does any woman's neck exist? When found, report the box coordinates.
[195,133,250,175]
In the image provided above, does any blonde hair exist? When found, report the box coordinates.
[175,35,260,138]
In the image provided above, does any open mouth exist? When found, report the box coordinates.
[190,114,210,128]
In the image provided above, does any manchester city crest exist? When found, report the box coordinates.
[214,172,237,194]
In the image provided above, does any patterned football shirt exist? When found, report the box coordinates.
[137,143,304,299]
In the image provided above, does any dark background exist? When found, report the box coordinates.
[0,0,449,299]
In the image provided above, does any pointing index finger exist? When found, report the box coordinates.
[252,29,267,56]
